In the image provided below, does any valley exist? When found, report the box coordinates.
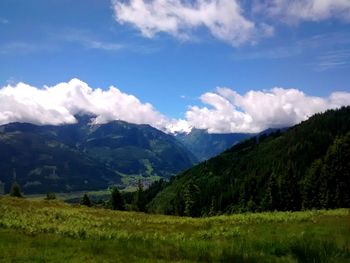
[0,116,196,194]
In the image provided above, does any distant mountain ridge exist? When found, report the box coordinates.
[175,129,253,161]
[0,116,196,194]
[175,128,287,161]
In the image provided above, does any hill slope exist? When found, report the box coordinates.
[149,107,350,216]
[82,121,197,179]
[0,117,196,194]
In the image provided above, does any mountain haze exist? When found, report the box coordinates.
[175,129,252,161]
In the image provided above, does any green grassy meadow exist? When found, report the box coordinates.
[0,197,349,262]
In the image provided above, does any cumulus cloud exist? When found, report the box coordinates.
[166,119,193,133]
[112,0,350,46]
[173,87,350,133]
[0,79,168,129]
[112,0,273,46]
[1,79,349,134]
[255,0,350,23]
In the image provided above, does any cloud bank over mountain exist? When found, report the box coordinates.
[0,78,168,129]
[0,79,349,133]
[182,87,350,133]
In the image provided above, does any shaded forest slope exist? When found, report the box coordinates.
[149,107,350,216]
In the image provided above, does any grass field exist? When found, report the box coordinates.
[24,189,110,201]
[0,197,349,262]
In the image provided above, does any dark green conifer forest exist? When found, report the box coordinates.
[148,107,350,216]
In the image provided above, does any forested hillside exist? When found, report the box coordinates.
[0,116,196,194]
[148,107,350,216]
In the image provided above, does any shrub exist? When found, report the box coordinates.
[45,192,56,200]
[80,194,91,207]
[10,182,22,198]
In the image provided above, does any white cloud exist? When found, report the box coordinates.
[0,79,168,129]
[174,87,350,133]
[112,0,273,46]
[1,79,349,134]
[166,119,193,133]
[0,42,56,55]
[255,0,350,23]
[56,29,123,51]
[313,49,350,71]
[112,0,350,46]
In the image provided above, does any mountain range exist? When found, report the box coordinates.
[1,107,348,216]
[0,114,257,194]
[0,115,196,194]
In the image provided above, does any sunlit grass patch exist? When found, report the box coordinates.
[0,196,349,262]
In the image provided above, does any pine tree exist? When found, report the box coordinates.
[183,182,200,217]
[10,181,22,198]
[111,186,125,210]
[302,159,322,209]
[280,161,301,211]
[133,180,146,212]
[81,193,92,207]
[208,196,217,216]
[321,133,350,208]
[174,191,184,216]
[261,172,280,211]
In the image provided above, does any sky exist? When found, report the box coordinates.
[0,0,350,133]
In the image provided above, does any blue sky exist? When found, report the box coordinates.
[0,0,350,133]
